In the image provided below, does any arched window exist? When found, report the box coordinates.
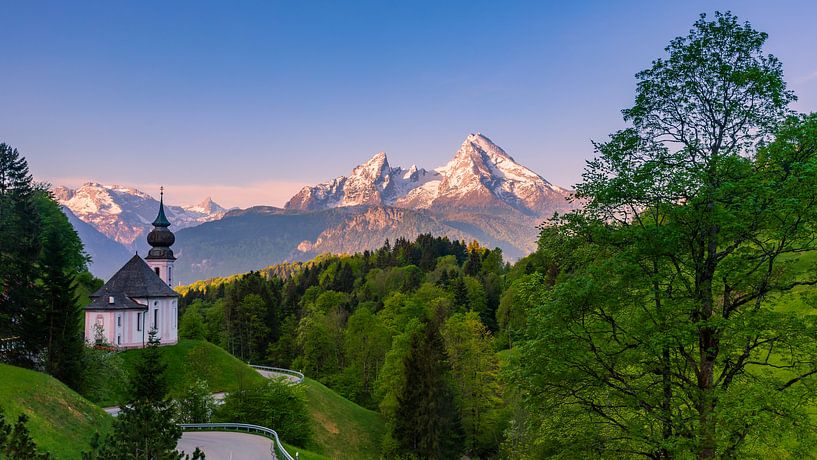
[155,267,160,277]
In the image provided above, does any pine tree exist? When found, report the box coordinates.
[0,143,43,367]
[0,410,50,459]
[41,224,85,390]
[393,316,463,459]
[94,330,185,459]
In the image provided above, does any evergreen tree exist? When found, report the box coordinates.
[40,223,85,390]
[0,143,43,367]
[0,410,50,459]
[330,262,355,293]
[393,315,463,459]
[95,330,185,459]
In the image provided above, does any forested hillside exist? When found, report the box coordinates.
[179,234,510,457]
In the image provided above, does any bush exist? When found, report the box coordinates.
[216,378,312,447]
[176,378,216,423]
[179,304,206,340]
[80,347,128,405]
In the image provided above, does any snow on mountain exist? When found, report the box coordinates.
[183,197,226,215]
[55,183,226,249]
[285,133,573,216]
[286,151,440,211]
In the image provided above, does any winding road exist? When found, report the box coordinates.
[175,366,302,460]
[178,431,275,460]
[103,366,302,459]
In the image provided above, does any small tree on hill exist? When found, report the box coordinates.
[0,409,50,459]
[90,330,192,459]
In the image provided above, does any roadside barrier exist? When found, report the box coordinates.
[179,422,296,460]
[250,365,305,384]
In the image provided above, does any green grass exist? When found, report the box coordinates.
[86,339,387,458]
[0,364,112,459]
[94,339,266,406]
[301,377,387,459]
[283,442,332,460]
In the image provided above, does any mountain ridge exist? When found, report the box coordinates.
[58,133,578,283]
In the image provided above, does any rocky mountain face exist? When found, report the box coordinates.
[54,183,226,251]
[61,134,576,284]
[170,134,576,284]
[286,133,573,216]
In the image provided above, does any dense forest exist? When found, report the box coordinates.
[179,235,511,457]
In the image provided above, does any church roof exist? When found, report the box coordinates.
[89,255,179,307]
[86,292,147,311]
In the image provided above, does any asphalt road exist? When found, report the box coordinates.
[178,431,276,460]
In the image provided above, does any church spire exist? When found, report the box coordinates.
[152,186,171,228]
[146,187,176,262]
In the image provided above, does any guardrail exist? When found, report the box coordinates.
[250,365,305,384]
[179,422,297,460]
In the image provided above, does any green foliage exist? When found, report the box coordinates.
[442,312,503,457]
[1,143,96,395]
[178,234,508,455]
[0,143,42,367]
[392,315,463,459]
[79,347,128,405]
[0,410,50,459]
[217,378,312,447]
[513,12,817,459]
[92,331,183,459]
[39,212,85,390]
[176,378,216,423]
[341,307,391,406]
[178,303,206,340]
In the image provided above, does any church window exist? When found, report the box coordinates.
[153,309,158,330]
[117,335,121,345]
[117,316,121,327]
[155,267,160,277]
[137,312,142,331]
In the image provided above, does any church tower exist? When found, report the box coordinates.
[145,187,176,286]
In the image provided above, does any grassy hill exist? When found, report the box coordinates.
[0,364,112,459]
[100,339,267,405]
[107,340,387,458]
[302,377,387,459]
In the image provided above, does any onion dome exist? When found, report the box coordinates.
[146,187,176,260]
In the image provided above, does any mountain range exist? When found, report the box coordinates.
[57,134,577,284]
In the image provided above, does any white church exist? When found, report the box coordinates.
[84,189,179,348]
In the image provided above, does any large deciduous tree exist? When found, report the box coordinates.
[516,12,817,459]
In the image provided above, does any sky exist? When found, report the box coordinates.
[2,1,816,208]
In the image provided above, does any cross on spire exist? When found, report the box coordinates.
[152,186,170,227]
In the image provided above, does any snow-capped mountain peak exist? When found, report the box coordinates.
[56,183,226,249]
[184,196,226,215]
[285,133,574,216]
[351,151,390,181]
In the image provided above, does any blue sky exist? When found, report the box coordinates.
[2,1,816,207]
